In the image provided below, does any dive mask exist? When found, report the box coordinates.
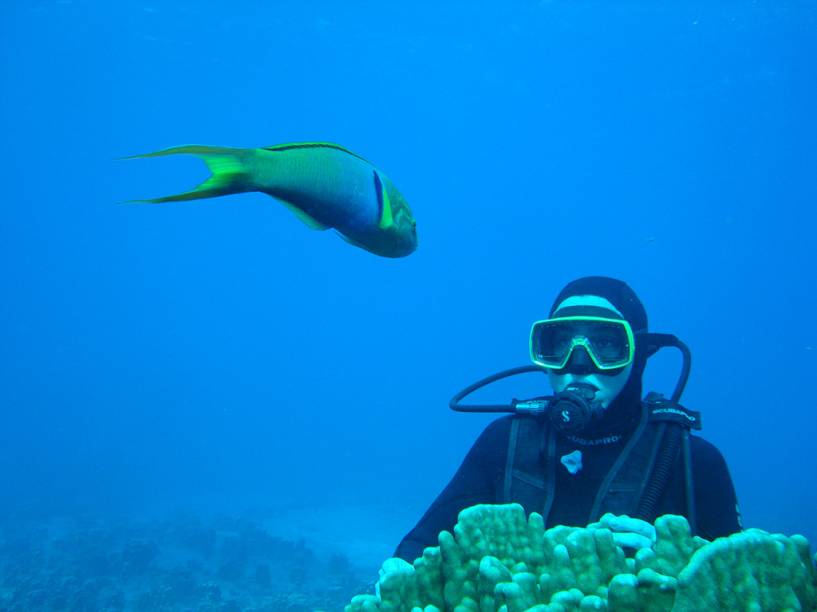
[529,315,635,371]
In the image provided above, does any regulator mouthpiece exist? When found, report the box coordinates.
[549,382,604,433]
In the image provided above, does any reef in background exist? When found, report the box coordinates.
[348,504,817,611]
[0,512,368,611]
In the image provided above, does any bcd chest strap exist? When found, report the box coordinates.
[500,393,701,530]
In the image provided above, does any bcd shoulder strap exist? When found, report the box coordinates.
[501,416,556,522]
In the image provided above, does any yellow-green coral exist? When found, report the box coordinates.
[673,529,817,611]
[346,504,817,612]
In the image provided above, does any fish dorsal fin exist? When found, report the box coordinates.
[373,171,394,230]
[261,142,372,164]
[278,199,329,231]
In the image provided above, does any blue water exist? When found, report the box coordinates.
[2,0,816,598]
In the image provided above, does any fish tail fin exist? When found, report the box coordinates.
[124,145,254,203]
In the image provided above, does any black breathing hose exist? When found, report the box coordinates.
[449,365,547,413]
[635,423,682,522]
[643,333,691,403]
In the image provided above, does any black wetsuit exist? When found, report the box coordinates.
[395,413,741,562]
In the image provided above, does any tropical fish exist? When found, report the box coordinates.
[128,142,418,258]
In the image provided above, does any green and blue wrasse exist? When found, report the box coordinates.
[127,142,418,258]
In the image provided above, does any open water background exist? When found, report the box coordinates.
[2,0,816,598]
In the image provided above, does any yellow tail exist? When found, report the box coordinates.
[125,145,252,203]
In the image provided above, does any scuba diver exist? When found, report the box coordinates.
[394,276,741,562]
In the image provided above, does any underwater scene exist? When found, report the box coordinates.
[2,1,816,610]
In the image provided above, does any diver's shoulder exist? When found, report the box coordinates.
[475,415,516,441]
[482,414,516,435]
[477,414,540,442]
[689,434,729,466]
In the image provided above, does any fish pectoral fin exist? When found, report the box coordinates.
[278,200,330,231]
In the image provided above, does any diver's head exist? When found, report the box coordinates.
[530,276,648,410]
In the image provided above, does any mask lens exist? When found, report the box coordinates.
[584,320,630,366]
[531,321,578,366]
[530,317,632,370]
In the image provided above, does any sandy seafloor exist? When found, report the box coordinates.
[0,501,408,611]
